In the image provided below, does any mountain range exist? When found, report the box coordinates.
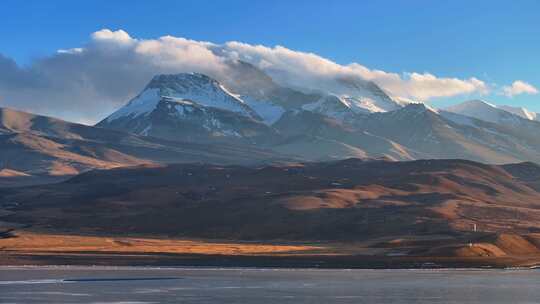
[1,60,540,185]
[0,106,288,186]
[3,60,540,267]
[98,61,540,164]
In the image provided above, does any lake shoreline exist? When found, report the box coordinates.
[2,230,540,270]
[2,251,540,270]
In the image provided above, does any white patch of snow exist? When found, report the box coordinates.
[242,96,285,124]
[301,95,353,121]
[342,96,385,114]
[140,124,152,136]
[106,89,161,122]
[220,129,242,137]
[392,96,422,106]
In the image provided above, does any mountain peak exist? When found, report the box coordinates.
[499,105,538,121]
[335,77,402,112]
[101,72,260,125]
[146,72,219,90]
[460,99,496,108]
[444,99,536,126]
[445,99,499,117]
[400,102,432,113]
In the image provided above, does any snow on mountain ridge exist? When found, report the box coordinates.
[105,88,161,122]
[336,78,402,113]
[444,99,537,125]
[241,96,286,124]
[146,73,258,118]
[105,72,264,124]
[499,105,538,121]
[445,100,519,124]
[302,94,354,121]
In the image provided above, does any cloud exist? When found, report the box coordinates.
[221,42,489,100]
[57,48,84,54]
[134,36,226,74]
[503,80,539,97]
[91,29,134,44]
[397,73,489,100]
[0,28,491,124]
[0,30,236,124]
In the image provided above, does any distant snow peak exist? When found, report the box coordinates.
[464,99,497,108]
[499,105,538,121]
[333,77,402,113]
[445,99,537,124]
[105,72,264,124]
[445,100,500,122]
[300,89,408,123]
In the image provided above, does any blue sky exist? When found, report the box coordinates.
[1,0,539,119]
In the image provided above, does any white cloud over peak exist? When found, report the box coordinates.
[91,29,135,45]
[134,35,226,75]
[221,41,489,100]
[503,80,539,97]
[0,28,495,123]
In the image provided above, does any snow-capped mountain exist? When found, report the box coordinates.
[290,82,403,125]
[104,73,259,123]
[498,105,538,121]
[222,60,403,121]
[99,62,404,141]
[357,103,540,164]
[444,99,540,125]
[95,66,540,165]
[219,60,317,122]
[294,76,403,121]
[301,95,357,122]
[335,77,402,113]
[97,73,278,144]
[445,100,504,123]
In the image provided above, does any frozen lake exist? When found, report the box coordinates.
[1,266,539,303]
